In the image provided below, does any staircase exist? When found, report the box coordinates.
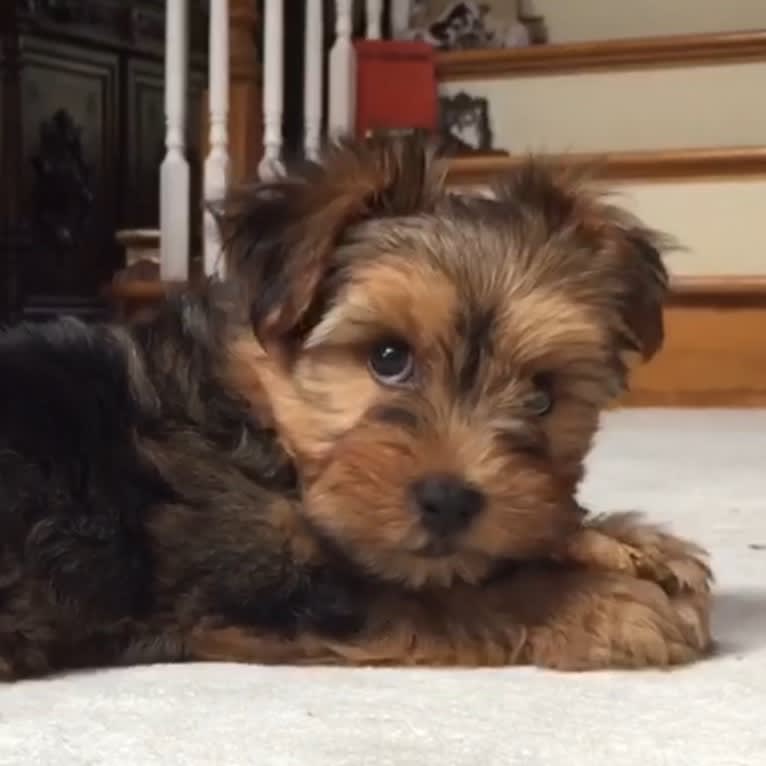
[434,16,766,404]
[438,29,766,277]
[110,3,765,406]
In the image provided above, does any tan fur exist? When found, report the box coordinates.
[190,517,710,670]
[209,134,712,671]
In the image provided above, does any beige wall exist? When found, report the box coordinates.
[423,1,766,43]
[611,180,766,276]
[431,1,766,276]
[440,61,766,153]
[455,179,766,276]
[527,0,766,42]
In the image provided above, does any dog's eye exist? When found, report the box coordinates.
[368,340,414,385]
[528,373,554,416]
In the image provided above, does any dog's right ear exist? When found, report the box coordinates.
[215,176,309,342]
[215,136,444,349]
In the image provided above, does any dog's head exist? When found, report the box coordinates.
[219,136,670,588]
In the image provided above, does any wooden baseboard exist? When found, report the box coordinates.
[621,277,766,406]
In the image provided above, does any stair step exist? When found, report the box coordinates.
[624,276,766,407]
[446,146,766,185]
[436,30,766,80]
[437,31,766,153]
[446,148,766,277]
[522,1,766,45]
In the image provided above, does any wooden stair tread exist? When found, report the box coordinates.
[446,146,766,184]
[436,29,766,80]
[105,276,766,306]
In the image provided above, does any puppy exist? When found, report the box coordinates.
[0,136,711,680]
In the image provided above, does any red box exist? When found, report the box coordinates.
[354,40,438,138]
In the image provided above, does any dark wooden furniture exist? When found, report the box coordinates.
[0,0,208,323]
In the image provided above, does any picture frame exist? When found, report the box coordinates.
[438,91,496,155]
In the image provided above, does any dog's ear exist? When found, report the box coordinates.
[215,135,445,346]
[610,226,669,361]
[492,161,671,362]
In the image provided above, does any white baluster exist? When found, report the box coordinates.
[365,0,383,39]
[160,0,190,281]
[303,0,324,161]
[328,0,356,139]
[204,0,230,278]
[389,0,412,39]
[258,0,284,180]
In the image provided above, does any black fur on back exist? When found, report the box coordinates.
[0,316,168,617]
[0,287,365,679]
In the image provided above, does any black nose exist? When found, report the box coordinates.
[410,475,485,537]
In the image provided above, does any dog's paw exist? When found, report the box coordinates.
[562,512,712,597]
[524,570,711,671]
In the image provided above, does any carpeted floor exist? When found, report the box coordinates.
[1,410,765,766]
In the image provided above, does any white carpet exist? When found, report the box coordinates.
[1,410,765,766]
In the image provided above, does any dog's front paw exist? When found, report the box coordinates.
[562,512,712,597]
[523,569,711,670]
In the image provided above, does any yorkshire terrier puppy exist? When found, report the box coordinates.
[0,136,711,680]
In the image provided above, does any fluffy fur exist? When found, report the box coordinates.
[0,136,712,680]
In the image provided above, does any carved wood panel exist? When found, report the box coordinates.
[19,40,119,304]
[0,1,209,322]
[124,58,164,230]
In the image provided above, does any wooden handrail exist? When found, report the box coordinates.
[446,146,766,184]
[436,29,766,81]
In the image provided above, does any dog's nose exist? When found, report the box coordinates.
[411,475,485,536]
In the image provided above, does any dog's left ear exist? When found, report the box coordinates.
[610,226,670,361]
[493,161,671,362]
[215,135,444,347]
